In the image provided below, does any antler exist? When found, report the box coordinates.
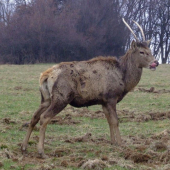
[122,18,139,41]
[132,20,145,41]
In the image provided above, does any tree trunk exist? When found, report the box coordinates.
[162,57,167,64]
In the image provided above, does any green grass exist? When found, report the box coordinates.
[0,64,170,169]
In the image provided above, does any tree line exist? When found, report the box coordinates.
[0,0,169,64]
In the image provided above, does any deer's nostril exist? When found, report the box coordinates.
[154,60,159,66]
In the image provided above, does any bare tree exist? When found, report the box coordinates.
[152,0,170,63]
[0,0,14,24]
[122,0,170,63]
[0,0,169,64]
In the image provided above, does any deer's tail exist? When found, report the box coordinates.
[39,67,53,104]
[39,67,53,86]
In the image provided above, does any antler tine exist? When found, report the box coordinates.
[122,18,139,41]
[132,20,145,41]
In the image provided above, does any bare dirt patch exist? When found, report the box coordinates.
[118,109,170,122]
[80,159,108,169]
[64,107,106,119]
[137,87,170,94]
[50,114,81,125]
[1,106,170,169]
[2,118,18,124]
[14,86,33,91]
[1,129,170,169]
[62,106,170,123]
[64,132,110,145]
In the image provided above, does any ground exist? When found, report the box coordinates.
[0,64,170,170]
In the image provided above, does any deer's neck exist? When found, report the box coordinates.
[120,53,142,93]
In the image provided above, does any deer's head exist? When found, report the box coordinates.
[123,18,159,70]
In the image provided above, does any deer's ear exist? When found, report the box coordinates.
[131,40,137,51]
[146,39,152,46]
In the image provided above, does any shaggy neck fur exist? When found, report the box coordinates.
[120,50,142,93]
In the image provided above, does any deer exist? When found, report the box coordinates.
[21,18,159,158]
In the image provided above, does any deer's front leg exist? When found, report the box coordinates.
[102,101,122,146]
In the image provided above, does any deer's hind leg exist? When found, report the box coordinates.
[37,79,75,158]
[37,103,68,158]
[21,99,50,154]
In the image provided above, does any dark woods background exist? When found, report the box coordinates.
[0,0,169,64]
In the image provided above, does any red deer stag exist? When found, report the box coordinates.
[21,18,159,158]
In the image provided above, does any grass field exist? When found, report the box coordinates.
[0,64,170,170]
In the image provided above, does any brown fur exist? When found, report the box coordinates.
[21,40,158,158]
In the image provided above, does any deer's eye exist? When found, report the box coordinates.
[140,52,144,54]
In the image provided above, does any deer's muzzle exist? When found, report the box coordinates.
[149,60,159,71]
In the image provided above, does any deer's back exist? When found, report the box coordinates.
[41,57,125,107]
